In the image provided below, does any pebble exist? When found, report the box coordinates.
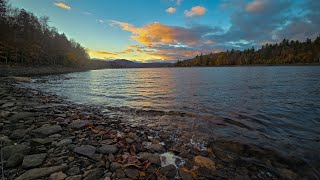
[22,153,47,169]
[98,145,118,154]
[73,145,96,158]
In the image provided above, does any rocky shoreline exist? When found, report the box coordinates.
[0,78,319,180]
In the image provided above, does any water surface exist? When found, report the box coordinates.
[26,66,320,167]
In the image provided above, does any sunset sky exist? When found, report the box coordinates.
[10,0,320,62]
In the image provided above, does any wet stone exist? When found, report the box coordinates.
[5,153,24,168]
[66,175,83,180]
[98,145,118,154]
[179,168,193,180]
[67,166,81,176]
[148,144,166,153]
[22,153,47,169]
[194,156,216,171]
[160,164,177,179]
[9,112,37,122]
[115,169,126,178]
[15,165,68,180]
[10,129,28,139]
[124,168,140,179]
[31,124,62,137]
[73,145,96,158]
[110,162,122,171]
[69,120,90,130]
[83,168,104,180]
[30,138,54,146]
[56,138,73,146]
[2,144,30,160]
[49,171,67,180]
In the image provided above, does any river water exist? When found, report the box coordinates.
[25,66,320,168]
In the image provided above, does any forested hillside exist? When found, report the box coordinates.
[176,37,320,67]
[0,0,91,67]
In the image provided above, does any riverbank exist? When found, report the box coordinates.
[0,64,97,77]
[0,77,319,179]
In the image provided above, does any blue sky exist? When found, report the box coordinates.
[10,0,320,62]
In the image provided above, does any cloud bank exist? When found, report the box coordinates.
[54,2,71,10]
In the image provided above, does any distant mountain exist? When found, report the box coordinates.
[91,59,174,68]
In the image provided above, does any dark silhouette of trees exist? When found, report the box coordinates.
[0,0,90,67]
[176,36,320,67]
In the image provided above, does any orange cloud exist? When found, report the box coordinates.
[87,49,119,59]
[184,6,206,17]
[110,20,205,46]
[54,2,71,10]
[166,7,176,13]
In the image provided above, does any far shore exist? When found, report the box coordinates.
[1,62,319,78]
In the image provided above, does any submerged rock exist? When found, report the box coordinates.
[194,156,216,171]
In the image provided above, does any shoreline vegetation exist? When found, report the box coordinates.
[1,77,319,179]
[175,37,320,67]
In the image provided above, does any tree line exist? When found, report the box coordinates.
[176,36,320,67]
[0,0,103,67]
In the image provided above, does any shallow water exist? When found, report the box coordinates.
[25,66,320,167]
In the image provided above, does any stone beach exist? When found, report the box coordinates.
[0,77,318,180]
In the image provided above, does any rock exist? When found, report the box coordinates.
[148,144,166,153]
[10,129,28,139]
[0,136,14,146]
[179,168,193,180]
[31,125,62,137]
[278,168,297,179]
[98,145,118,154]
[15,165,68,180]
[5,153,24,168]
[66,175,82,180]
[110,162,122,171]
[55,113,67,118]
[2,144,30,160]
[160,164,177,179]
[124,168,140,179]
[69,120,89,130]
[194,156,216,171]
[114,169,126,178]
[49,134,62,139]
[141,152,162,166]
[56,138,73,146]
[103,177,111,180]
[49,172,67,180]
[9,112,37,122]
[73,145,96,158]
[2,102,14,108]
[22,153,47,169]
[30,138,54,146]
[83,168,104,180]
[12,76,32,82]
[67,166,81,176]
[0,111,10,118]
